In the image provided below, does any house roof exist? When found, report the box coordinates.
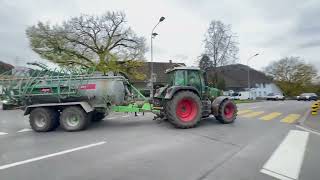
[0,61,14,74]
[130,61,185,83]
[165,66,200,73]
[208,64,272,89]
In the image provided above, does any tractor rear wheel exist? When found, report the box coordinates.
[215,99,237,124]
[166,91,202,129]
[60,106,90,131]
[29,107,59,132]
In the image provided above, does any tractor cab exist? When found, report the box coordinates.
[165,67,207,97]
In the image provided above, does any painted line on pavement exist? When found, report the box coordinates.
[260,112,282,121]
[281,114,301,124]
[248,106,261,109]
[122,115,130,118]
[17,128,32,133]
[0,141,106,170]
[296,125,320,136]
[260,130,309,180]
[242,111,264,118]
[0,132,8,136]
[106,117,115,120]
[237,110,253,115]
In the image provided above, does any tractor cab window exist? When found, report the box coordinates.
[187,71,201,91]
[174,70,185,86]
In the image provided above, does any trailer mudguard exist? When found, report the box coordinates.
[24,101,94,116]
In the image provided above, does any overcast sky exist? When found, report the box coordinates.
[0,0,319,71]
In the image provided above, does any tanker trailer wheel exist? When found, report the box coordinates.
[166,91,202,129]
[29,107,60,132]
[60,106,90,131]
[215,99,237,124]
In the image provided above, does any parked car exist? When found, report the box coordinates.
[266,93,285,101]
[297,93,318,101]
[230,92,241,100]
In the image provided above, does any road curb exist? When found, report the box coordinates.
[296,109,311,125]
[296,108,320,135]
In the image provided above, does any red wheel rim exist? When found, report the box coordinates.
[176,98,198,122]
[224,102,235,119]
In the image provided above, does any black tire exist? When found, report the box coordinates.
[60,106,89,131]
[2,104,8,110]
[165,91,202,129]
[91,112,106,122]
[215,99,237,124]
[29,107,59,132]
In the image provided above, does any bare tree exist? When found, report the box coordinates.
[204,20,238,67]
[264,57,317,84]
[204,20,238,84]
[264,56,318,96]
[26,11,147,77]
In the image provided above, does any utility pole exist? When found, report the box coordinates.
[247,53,259,99]
[150,16,165,99]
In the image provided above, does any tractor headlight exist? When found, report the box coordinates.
[1,100,8,104]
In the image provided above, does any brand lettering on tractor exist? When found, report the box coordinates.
[80,84,96,90]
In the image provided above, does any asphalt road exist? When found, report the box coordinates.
[0,100,319,180]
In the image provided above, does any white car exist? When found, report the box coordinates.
[266,93,285,101]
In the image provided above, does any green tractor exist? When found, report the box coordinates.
[153,66,237,128]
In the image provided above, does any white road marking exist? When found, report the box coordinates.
[296,125,320,136]
[106,117,115,120]
[0,141,106,170]
[260,130,309,180]
[0,132,8,136]
[17,128,32,133]
[248,106,260,109]
[122,115,130,118]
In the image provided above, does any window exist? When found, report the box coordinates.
[187,71,201,91]
[174,71,185,85]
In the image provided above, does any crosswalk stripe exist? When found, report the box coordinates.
[260,112,282,121]
[242,111,265,118]
[281,114,301,123]
[237,110,253,115]
[0,132,8,136]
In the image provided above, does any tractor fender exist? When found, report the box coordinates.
[164,86,200,99]
[211,96,230,116]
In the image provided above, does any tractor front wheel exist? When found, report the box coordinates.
[166,91,202,129]
[91,111,106,122]
[215,99,237,124]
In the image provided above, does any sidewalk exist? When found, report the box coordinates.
[304,113,320,132]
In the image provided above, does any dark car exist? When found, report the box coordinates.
[297,93,318,101]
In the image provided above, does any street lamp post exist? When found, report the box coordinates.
[247,53,259,98]
[150,16,165,99]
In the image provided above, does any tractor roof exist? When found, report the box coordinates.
[165,66,201,73]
